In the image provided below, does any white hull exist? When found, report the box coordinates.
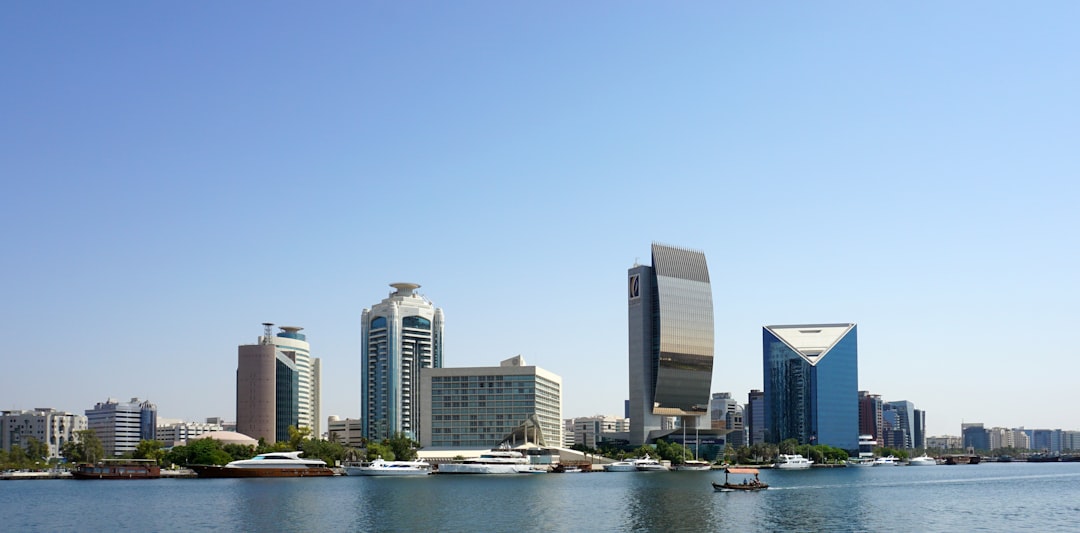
[603,463,637,472]
[908,456,937,466]
[775,455,813,469]
[674,465,712,471]
[636,464,668,472]
[873,456,900,466]
[345,466,431,476]
[437,464,540,475]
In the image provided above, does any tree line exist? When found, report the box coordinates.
[2,427,422,470]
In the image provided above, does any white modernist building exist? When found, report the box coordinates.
[1,408,88,459]
[568,415,630,449]
[156,419,225,447]
[362,283,444,441]
[419,355,562,449]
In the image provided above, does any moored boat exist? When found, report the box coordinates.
[872,455,900,466]
[603,460,638,472]
[436,447,545,475]
[712,467,768,492]
[774,454,813,469]
[673,460,712,471]
[344,457,431,476]
[190,451,335,478]
[908,454,937,466]
[634,454,668,471]
[72,459,160,480]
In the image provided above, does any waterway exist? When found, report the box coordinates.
[3,462,1079,531]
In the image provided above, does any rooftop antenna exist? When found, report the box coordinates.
[261,322,275,345]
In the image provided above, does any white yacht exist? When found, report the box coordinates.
[344,457,432,476]
[872,455,900,466]
[774,454,813,469]
[191,451,335,478]
[908,454,938,466]
[634,455,668,471]
[673,460,712,471]
[437,447,545,475]
[603,460,638,472]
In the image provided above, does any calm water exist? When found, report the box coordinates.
[3,462,1080,532]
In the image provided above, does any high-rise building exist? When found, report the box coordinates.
[419,355,562,448]
[1,408,87,459]
[883,400,915,449]
[271,326,321,436]
[762,323,858,451]
[709,393,745,447]
[236,324,300,443]
[627,243,714,445]
[962,423,989,451]
[913,409,926,450]
[362,283,444,441]
[858,391,883,447]
[85,398,156,457]
[746,389,765,445]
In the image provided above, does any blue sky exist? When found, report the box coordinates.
[3,2,1077,438]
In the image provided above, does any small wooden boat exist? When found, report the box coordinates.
[712,467,768,492]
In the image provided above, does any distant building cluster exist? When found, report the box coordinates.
[1,408,86,459]
[9,242,1080,461]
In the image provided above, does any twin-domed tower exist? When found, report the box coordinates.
[361,283,444,441]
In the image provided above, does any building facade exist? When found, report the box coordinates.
[883,400,915,449]
[362,283,444,441]
[627,243,714,445]
[271,326,321,436]
[236,324,300,443]
[709,393,745,447]
[156,419,224,446]
[746,389,765,445]
[326,417,365,448]
[762,323,858,451]
[419,355,562,449]
[858,391,884,447]
[85,398,156,457]
[569,415,630,449]
[1,408,87,459]
[962,423,989,451]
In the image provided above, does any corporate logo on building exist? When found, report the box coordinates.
[628,274,640,300]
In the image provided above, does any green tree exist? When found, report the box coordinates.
[133,440,167,465]
[301,438,347,466]
[366,442,395,461]
[385,433,419,462]
[23,437,50,465]
[288,426,311,451]
[173,437,232,466]
[779,438,799,455]
[223,443,256,462]
[62,430,105,464]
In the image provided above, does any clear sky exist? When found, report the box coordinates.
[3,2,1078,438]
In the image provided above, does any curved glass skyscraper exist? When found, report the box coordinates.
[628,243,714,445]
[361,283,444,441]
[762,323,858,451]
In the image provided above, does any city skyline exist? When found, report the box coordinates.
[3,3,1079,438]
